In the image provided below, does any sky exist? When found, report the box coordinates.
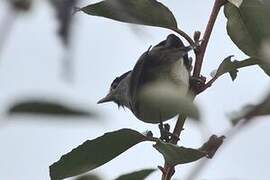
[0,0,270,180]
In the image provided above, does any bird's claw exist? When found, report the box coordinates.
[159,123,179,142]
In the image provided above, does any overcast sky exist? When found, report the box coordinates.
[0,0,270,180]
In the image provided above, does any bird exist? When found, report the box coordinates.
[98,34,193,124]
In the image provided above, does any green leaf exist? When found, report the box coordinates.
[213,56,257,81]
[228,0,243,8]
[153,140,206,165]
[50,129,149,180]
[8,100,94,117]
[80,0,177,29]
[224,0,270,57]
[154,135,225,165]
[75,174,102,180]
[115,168,156,180]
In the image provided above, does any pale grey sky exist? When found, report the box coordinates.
[0,0,269,180]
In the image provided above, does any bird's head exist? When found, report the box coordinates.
[97,71,131,107]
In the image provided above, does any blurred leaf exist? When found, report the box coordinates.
[224,0,270,57]
[259,62,270,76]
[50,129,149,180]
[50,0,78,45]
[9,0,32,11]
[154,135,224,165]
[231,92,270,125]
[224,0,270,76]
[139,82,200,121]
[79,0,177,29]
[213,56,257,81]
[153,140,206,165]
[228,0,243,8]
[115,168,156,180]
[75,174,102,180]
[8,100,93,117]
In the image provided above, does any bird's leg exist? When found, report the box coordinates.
[189,75,207,94]
[159,122,170,142]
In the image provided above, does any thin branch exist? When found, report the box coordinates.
[171,27,196,48]
[193,0,227,77]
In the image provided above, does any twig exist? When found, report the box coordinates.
[171,27,196,48]
[193,0,227,77]
[161,1,227,179]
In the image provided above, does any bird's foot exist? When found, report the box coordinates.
[189,75,207,94]
[159,123,179,142]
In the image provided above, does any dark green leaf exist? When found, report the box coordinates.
[80,0,177,29]
[214,56,257,81]
[75,174,102,180]
[154,135,225,165]
[115,168,156,180]
[50,129,149,180]
[228,0,243,8]
[224,0,270,76]
[224,0,270,57]
[153,140,206,165]
[8,100,93,117]
[259,61,270,76]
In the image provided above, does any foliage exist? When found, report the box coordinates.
[1,0,270,180]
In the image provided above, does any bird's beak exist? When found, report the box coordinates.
[97,93,114,104]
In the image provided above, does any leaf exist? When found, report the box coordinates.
[50,0,78,45]
[228,0,243,8]
[153,140,206,165]
[224,0,270,76]
[213,56,257,81]
[79,0,177,29]
[154,135,225,165]
[231,92,270,125]
[115,168,156,180]
[9,0,32,11]
[8,100,94,117]
[50,129,149,180]
[75,174,102,180]
[224,0,270,57]
[139,82,200,121]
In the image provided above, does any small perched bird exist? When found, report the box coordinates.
[98,34,193,124]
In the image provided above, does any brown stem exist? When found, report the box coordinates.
[161,1,227,179]
[193,0,227,77]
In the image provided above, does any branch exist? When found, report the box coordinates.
[171,27,196,48]
[161,0,227,179]
[193,0,227,77]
